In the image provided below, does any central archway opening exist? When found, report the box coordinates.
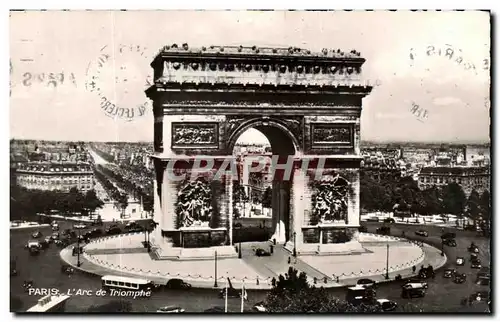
[231,121,297,245]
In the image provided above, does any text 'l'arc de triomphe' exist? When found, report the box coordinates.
[145,44,372,259]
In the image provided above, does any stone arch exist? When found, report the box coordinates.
[227,117,301,155]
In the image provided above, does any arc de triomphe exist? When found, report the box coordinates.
[145,44,372,259]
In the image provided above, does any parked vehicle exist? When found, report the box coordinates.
[358,226,368,233]
[165,279,192,290]
[418,266,435,279]
[51,224,59,231]
[415,230,428,237]
[106,226,122,235]
[443,268,456,278]
[356,278,376,289]
[74,223,87,229]
[453,273,466,284]
[51,232,60,240]
[255,248,271,257]
[128,226,145,233]
[383,218,395,224]
[443,239,457,247]
[406,278,428,289]
[346,285,376,306]
[401,283,426,299]
[125,221,138,229]
[375,299,398,312]
[471,259,482,269]
[468,244,479,253]
[470,253,479,261]
[456,257,465,266]
[376,226,390,235]
[366,217,379,222]
[475,275,490,286]
[156,306,185,313]
[91,228,103,237]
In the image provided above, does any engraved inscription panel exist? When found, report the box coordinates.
[172,122,219,148]
[311,124,354,146]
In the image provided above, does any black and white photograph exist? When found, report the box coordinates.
[9,9,491,313]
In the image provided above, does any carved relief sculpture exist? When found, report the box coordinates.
[172,123,218,147]
[310,175,350,225]
[175,179,213,228]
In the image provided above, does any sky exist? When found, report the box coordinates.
[9,10,490,143]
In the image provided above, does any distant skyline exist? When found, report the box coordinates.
[10,11,490,143]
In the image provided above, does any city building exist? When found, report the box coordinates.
[418,166,490,196]
[16,162,95,193]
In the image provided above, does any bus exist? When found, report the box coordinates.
[101,275,154,295]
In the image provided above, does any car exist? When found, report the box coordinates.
[204,306,225,313]
[453,273,466,284]
[464,225,477,231]
[376,226,390,235]
[406,279,428,289]
[74,223,87,229]
[51,224,59,231]
[415,230,429,237]
[475,276,490,286]
[443,268,456,278]
[51,232,60,240]
[31,231,42,238]
[468,291,490,304]
[128,226,145,233]
[376,299,398,312]
[366,217,379,222]
[383,218,395,224]
[44,236,52,244]
[470,253,479,261]
[471,259,482,269]
[456,257,465,266]
[156,306,185,313]
[255,248,271,257]
[39,239,49,249]
[106,226,122,235]
[359,226,368,233]
[252,301,267,312]
[468,244,479,253]
[401,283,426,299]
[443,239,457,247]
[356,278,376,289]
[91,228,103,237]
[125,221,137,228]
[346,285,377,306]
[165,279,192,290]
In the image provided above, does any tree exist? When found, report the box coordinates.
[264,267,381,313]
[87,300,132,312]
[441,183,466,216]
[84,189,104,219]
[466,190,481,226]
[262,187,272,209]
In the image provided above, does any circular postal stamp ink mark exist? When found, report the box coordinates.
[407,44,490,122]
[85,44,154,122]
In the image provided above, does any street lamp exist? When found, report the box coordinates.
[214,250,218,287]
[293,232,297,257]
[385,244,389,280]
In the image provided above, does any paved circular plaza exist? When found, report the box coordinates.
[61,231,443,290]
